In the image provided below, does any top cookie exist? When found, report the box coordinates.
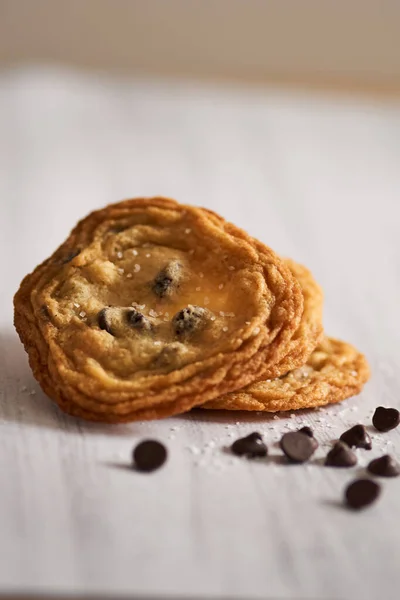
[14,197,303,422]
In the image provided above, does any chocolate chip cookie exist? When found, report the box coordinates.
[14,197,303,422]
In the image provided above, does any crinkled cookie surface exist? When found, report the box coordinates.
[14,197,303,422]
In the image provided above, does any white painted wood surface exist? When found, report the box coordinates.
[1,68,400,599]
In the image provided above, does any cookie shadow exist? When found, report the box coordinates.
[0,329,140,436]
[185,407,317,425]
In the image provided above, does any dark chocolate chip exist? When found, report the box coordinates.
[367,454,400,478]
[298,426,314,438]
[127,308,151,331]
[172,305,209,338]
[340,424,372,450]
[133,440,168,472]
[41,304,51,320]
[325,441,357,468]
[153,261,182,298]
[98,307,114,335]
[345,478,381,510]
[231,432,268,458]
[372,406,400,432]
[280,431,317,463]
[62,249,81,264]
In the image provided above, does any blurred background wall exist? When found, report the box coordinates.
[1,0,400,94]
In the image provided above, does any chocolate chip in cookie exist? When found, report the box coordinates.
[127,307,151,331]
[172,305,209,339]
[98,307,114,335]
[153,260,182,298]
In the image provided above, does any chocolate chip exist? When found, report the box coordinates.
[133,440,168,472]
[298,426,314,438]
[280,431,317,463]
[231,432,268,458]
[98,307,114,335]
[172,305,209,338]
[325,441,357,468]
[153,261,182,298]
[367,454,400,478]
[62,249,81,264]
[340,424,372,450]
[41,304,51,320]
[372,406,400,432]
[345,478,381,510]
[127,308,151,331]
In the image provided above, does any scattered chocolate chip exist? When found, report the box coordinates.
[372,406,400,432]
[280,431,317,463]
[127,308,151,331]
[173,305,209,338]
[98,307,114,335]
[367,454,400,478]
[153,261,182,298]
[231,432,268,458]
[62,249,81,264]
[298,426,314,438]
[345,478,381,510]
[325,441,357,468]
[340,424,372,450]
[133,440,168,472]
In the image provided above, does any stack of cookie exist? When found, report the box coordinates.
[14,198,369,422]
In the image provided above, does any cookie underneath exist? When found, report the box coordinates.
[202,337,370,412]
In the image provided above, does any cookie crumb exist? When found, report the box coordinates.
[185,228,191,234]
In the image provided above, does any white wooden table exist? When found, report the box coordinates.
[1,68,400,600]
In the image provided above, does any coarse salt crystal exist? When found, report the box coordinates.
[218,283,224,290]
[210,316,216,321]
[126,273,133,279]
[132,249,138,256]
[149,309,157,317]
[134,264,141,272]
[117,251,123,259]
[185,228,191,234]
[73,302,80,308]
[253,327,260,335]
[219,311,225,317]
[118,268,125,274]
[245,321,251,325]
[79,311,86,318]
[164,312,169,317]
[222,326,228,332]
[154,341,161,346]
[228,266,235,271]
[145,253,151,258]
